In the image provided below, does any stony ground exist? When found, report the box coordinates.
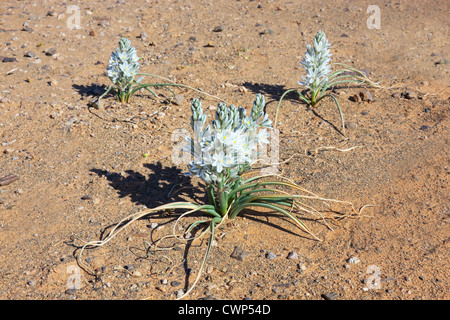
[0,0,448,300]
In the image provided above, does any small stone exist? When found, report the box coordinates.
[265,252,277,260]
[347,256,360,264]
[81,195,93,200]
[171,281,181,287]
[392,92,402,99]
[350,94,361,102]
[150,222,158,229]
[131,270,142,277]
[405,91,416,99]
[419,125,430,131]
[124,264,135,272]
[345,122,358,129]
[321,292,338,300]
[24,51,36,58]
[230,246,252,261]
[359,90,373,102]
[89,30,97,36]
[46,48,56,56]
[297,263,307,272]
[27,280,36,286]
[65,288,77,295]
[22,26,33,32]
[176,289,185,299]
[2,57,17,63]
[171,94,185,106]
[286,251,298,260]
[212,25,224,32]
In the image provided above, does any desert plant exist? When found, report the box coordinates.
[93,37,224,107]
[275,30,379,136]
[77,93,361,299]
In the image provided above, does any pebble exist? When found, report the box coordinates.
[350,93,361,102]
[392,92,402,99]
[46,48,56,56]
[24,51,36,58]
[404,91,416,99]
[230,246,252,261]
[359,90,373,102]
[286,251,298,260]
[171,281,181,287]
[321,292,338,300]
[65,288,77,295]
[347,257,360,264]
[2,57,17,63]
[171,94,185,106]
[265,252,277,260]
[212,25,224,32]
[176,289,185,299]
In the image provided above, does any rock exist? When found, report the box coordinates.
[124,264,135,272]
[322,292,338,300]
[176,289,185,299]
[230,246,252,261]
[171,94,185,106]
[392,92,402,99]
[150,222,158,229]
[359,90,373,102]
[46,48,56,56]
[22,26,33,32]
[286,251,298,260]
[347,256,360,264]
[265,252,277,260]
[65,288,77,295]
[404,91,416,99]
[24,51,36,58]
[89,30,97,36]
[2,57,17,63]
[212,25,224,32]
[345,122,358,130]
[419,125,430,131]
[81,195,93,200]
[139,31,148,40]
[171,281,181,287]
[350,94,361,102]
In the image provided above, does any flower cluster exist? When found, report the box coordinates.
[106,37,142,90]
[298,30,332,91]
[185,94,272,188]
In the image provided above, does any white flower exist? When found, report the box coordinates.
[257,129,270,146]
[212,151,225,173]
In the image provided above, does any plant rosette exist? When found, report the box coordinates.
[275,30,379,136]
[78,94,363,299]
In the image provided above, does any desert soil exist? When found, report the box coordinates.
[0,0,448,300]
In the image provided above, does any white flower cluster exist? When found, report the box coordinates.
[298,31,332,91]
[106,38,142,88]
[185,94,272,187]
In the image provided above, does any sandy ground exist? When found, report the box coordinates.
[0,0,448,300]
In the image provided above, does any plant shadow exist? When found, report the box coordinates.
[242,81,302,104]
[72,83,110,99]
[90,162,206,209]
